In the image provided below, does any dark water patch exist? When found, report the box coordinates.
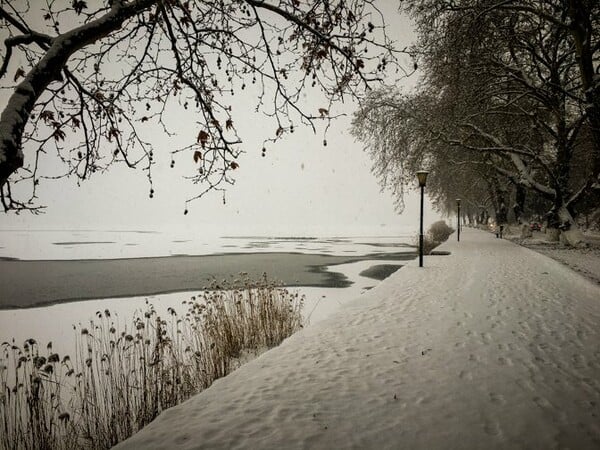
[306,265,352,288]
[125,243,138,246]
[362,242,415,248]
[172,240,191,243]
[245,242,271,248]
[53,241,116,246]
[100,230,159,234]
[271,237,317,241]
[223,236,317,241]
[0,256,19,261]
[359,264,403,281]
[364,252,416,261]
[0,251,418,309]
[430,250,451,256]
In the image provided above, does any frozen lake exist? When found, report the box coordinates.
[0,229,415,260]
[0,229,416,357]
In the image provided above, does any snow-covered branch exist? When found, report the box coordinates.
[0,0,404,212]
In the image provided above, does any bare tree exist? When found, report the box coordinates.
[0,0,404,212]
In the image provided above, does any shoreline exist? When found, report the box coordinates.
[0,251,415,310]
[114,229,600,450]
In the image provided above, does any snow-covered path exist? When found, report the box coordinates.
[116,229,600,449]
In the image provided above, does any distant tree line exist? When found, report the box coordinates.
[352,0,599,245]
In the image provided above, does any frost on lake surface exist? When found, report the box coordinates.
[0,231,415,355]
[0,258,396,359]
[0,229,415,260]
[115,229,600,450]
[0,230,417,448]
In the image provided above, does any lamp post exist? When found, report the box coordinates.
[416,171,429,267]
[456,199,461,242]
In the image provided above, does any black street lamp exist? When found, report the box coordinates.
[416,170,429,267]
[456,199,461,242]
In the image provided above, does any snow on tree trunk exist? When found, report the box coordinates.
[557,205,585,247]
[520,224,532,239]
[0,80,33,186]
[0,0,157,190]
[546,228,560,242]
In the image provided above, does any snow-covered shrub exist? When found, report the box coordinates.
[427,220,454,243]
[412,234,439,255]
[413,221,454,255]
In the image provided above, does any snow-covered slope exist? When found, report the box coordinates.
[115,229,600,449]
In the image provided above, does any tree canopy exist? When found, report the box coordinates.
[0,0,404,212]
[352,0,599,245]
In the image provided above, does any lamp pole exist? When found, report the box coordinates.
[456,199,461,242]
[416,171,429,267]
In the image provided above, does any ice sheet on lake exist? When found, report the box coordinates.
[0,230,414,260]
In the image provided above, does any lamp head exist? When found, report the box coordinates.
[456,198,461,206]
[416,170,429,187]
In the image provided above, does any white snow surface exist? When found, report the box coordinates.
[115,229,600,449]
[519,245,600,285]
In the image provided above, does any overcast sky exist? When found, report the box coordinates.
[0,1,440,236]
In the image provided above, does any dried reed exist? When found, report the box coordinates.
[0,275,303,449]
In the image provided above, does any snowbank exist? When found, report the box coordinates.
[115,229,600,449]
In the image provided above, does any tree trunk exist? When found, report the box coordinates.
[0,83,31,186]
[513,184,526,224]
[557,205,585,247]
[520,223,532,238]
[568,0,600,181]
[547,203,584,246]
[546,228,560,242]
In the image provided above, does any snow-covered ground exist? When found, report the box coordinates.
[522,245,600,285]
[115,228,600,449]
[502,228,600,285]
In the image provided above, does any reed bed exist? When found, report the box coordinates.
[0,275,303,450]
